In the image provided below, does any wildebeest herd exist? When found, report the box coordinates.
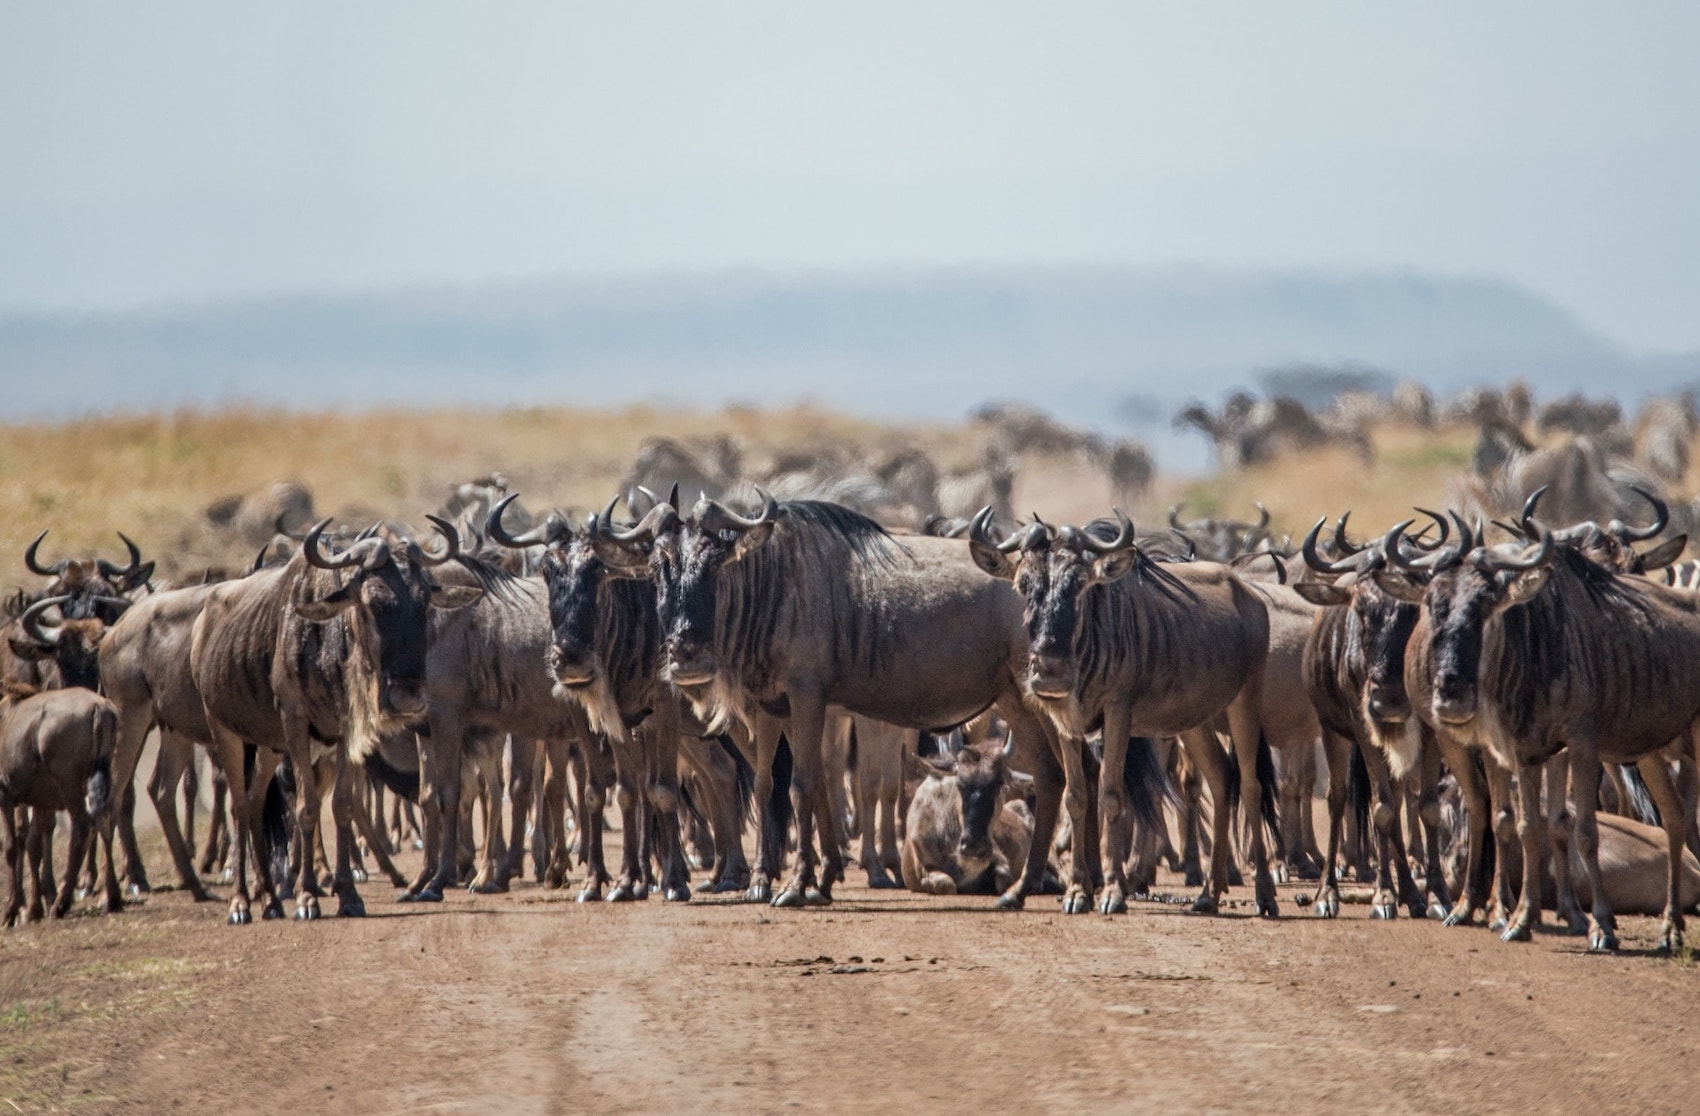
[7,387,1700,970]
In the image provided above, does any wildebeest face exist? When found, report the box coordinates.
[296,552,480,717]
[8,595,126,691]
[953,745,1008,864]
[663,504,773,687]
[1355,579,1420,724]
[543,540,605,687]
[1016,538,1138,701]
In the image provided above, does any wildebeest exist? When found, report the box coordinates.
[592,491,1072,910]
[189,517,480,923]
[901,739,1047,896]
[969,508,1276,916]
[1378,512,1700,951]
[0,683,121,924]
[204,481,317,547]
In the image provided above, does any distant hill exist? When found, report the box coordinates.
[4,266,1694,469]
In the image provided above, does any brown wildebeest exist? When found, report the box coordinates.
[901,739,1046,896]
[0,684,122,925]
[849,714,912,889]
[970,508,1276,916]
[190,518,480,923]
[1380,511,1700,952]
[592,493,1072,911]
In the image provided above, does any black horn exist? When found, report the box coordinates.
[1609,486,1669,543]
[488,493,562,549]
[1077,508,1135,554]
[419,515,461,566]
[23,530,62,577]
[17,595,68,646]
[97,532,144,581]
[1302,518,1359,575]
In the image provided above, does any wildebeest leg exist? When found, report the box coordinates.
[1436,735,1489,927]
[206,733,262,923]
[1,805,22,927]
[1570,749,1619,950]
[1639,747,1689,953]
[108,704,154,896]
[327,747,366,917]
[24,811,48,922]
[280,727,324,921]
[1177,727,1232,913]
[995,702,1065,910]
[1501,763,1547,942]
[1357,740,1417,920]
[1153,738,1185,873]
[491,737,537,892]
[573,740,613,901]
[53,811,94,919]
[1226,692,1278,918]
[774,691,835,907]
[1045,726,1095,916]
[182,754,199,860]
[348,769,406,888]
[200,763,231,876]
[410,710,464,902]
[1313,730,1353,918]
[540,736,571,889]
[1545,753,1587,936]
[642,717,691,902]
[744,714,784,903]
[606,733,647,903]
[679,734,747,893]
[1416,726,1452,919]
[1485,762,1517,930]
[1096,702,1134,914]
[881,732,912,881]
[147,730,211,901]
[1178,747,1206,887]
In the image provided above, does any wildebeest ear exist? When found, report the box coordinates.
[1637,534,1687,571]
[729,521,776,562]
[429,584,483,611]
[294,585,357,622]
[1293,581,1351,607]
[968,540,1015,580]
[1004,769,1036,794]
[1501,567,1551,607]
[903,750,951,781]
[1089,549,1139,585]
[1369,569,1425,604]
[7,638,51,662]
[590,536,652,575]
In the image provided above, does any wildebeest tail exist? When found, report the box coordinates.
[83,704,116,819]
[718,734,756,828]
[365,749,421,802]
[1255,730,1281,853]
[262,763,292,887]
[1121,736,1177,836]
[1618,764,1660,827]
[768,734,795,837]
[1348,740,1371,844]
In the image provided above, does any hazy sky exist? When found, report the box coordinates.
[4,3,1697,350]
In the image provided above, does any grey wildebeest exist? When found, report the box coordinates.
[0,683,121,924]
[190,518,480,923]
[968,509,1277,916]
[592,492,1075,910]
[1379,512,1700,951]
[901,738,1046,896]
[1295,514,1455,922]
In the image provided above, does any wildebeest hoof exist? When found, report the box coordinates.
[293,897,320,921]
[994,890,1026,911]
[1427,900,1450,921]
[75,886,92,901]
[1099,889,1127,915]
[1312,891,1339,919]
[1257,897,1279,919]
[663,886,692,903]
[771,888,808,908]
[400,887,444,904]
[607,883,638,903]
[220,868,236,883]
[1060,890,1091,915]
[1188,894,1217,915]
[1500,922,1532,943]
[708,877,742,894]
[1562,910,1590,936]
[575,885,602,903]
[1272,864,1289,884]
[351,868,369,885]
[1442,905,1471,928]
[338,900,366,918]
[1487,916,1507,932]
[470,880,508,895]
[867,874,901,890]
[803,887,832,907]
[745,881,773,904]
[1370,901,1396,920]
[127,881,149,897]
[227,904,252,926]
[1593,926,1623,952]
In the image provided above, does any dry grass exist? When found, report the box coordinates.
[0,404,1477,584]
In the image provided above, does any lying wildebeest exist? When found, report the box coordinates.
[1380,510,1700,951]
[0,683,121,925]
[969,508,1277,916]
[902,738,1045,896]
[190,518,480,923]
[592,491,1073,910]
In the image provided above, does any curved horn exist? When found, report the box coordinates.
[91,594,132,616]
[1168,504,1185,531]
[1519,486,1548,534]
[1252,502,1270,530]
[1302,518,1359,575]
[17,595,68,646]
[250,541,274,575]
[1482,517,1554,572]
[302,518,361,570]
[1332,512,1364,557]
[1077,508,1135,554]
[970,506,1024,554]
[23,531,60,577]
[710,488,778,533]
[667,482,681,512]
[487,493,556,549]
[97,532,144,581]
[418,515,461,566]
[595,500,674,547]
[1449,511,1476,557]
[1610,486,1669,543]
[1380,519,1428,572]
[1169,529,1196,561]
[273,514,309,542]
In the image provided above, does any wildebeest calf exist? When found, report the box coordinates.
[901,741,1053,896]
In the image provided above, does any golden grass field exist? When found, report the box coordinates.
[0,403,1479,584]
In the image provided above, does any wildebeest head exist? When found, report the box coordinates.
[6,593,131,690]
[23,530,153,622]
[659,491,777,686]
[969,506,1138,700]
[293,516,482,716]
[1372,513,1555,727]
[489,494,611,688]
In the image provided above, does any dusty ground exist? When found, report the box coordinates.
[1,816,1697,1116]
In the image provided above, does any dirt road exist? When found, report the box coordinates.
[2,835,1696,1115]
